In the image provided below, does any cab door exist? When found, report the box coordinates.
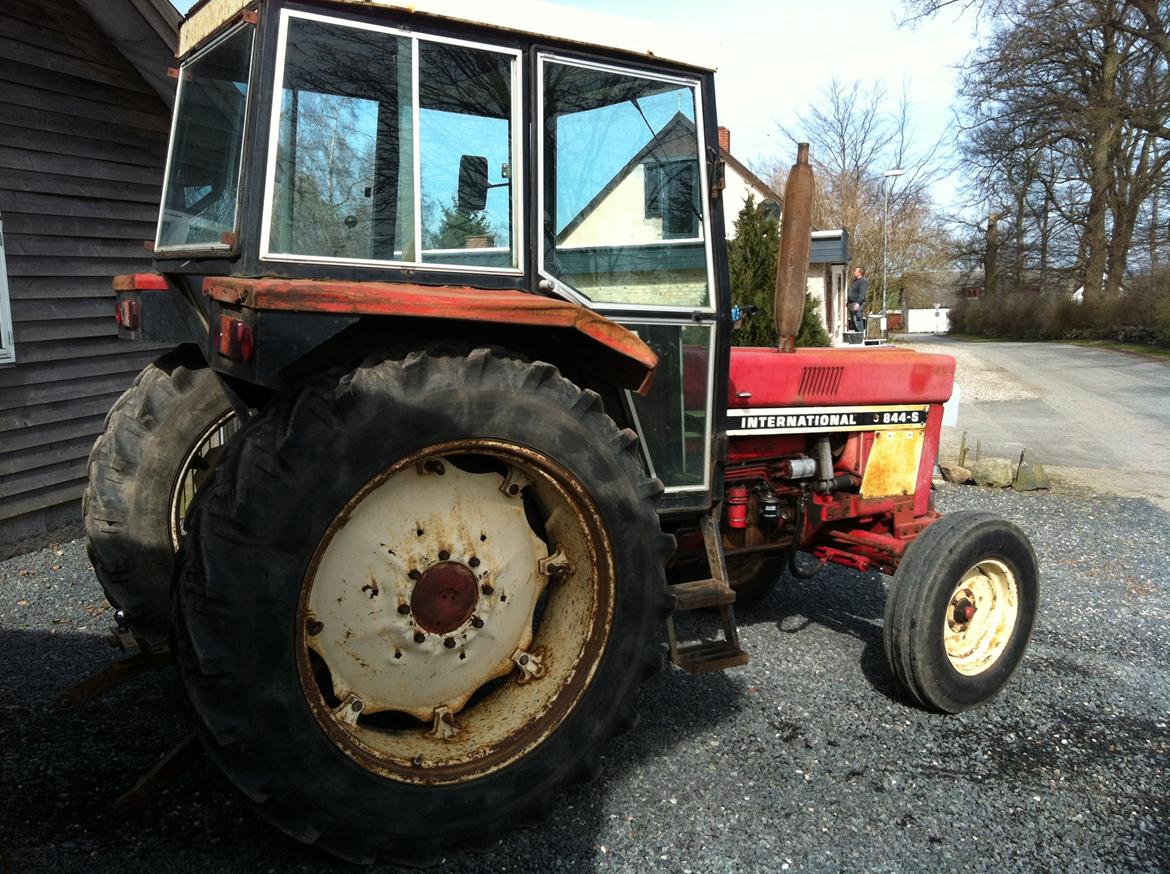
[537,54,723,511]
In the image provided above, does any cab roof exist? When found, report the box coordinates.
[179,0,720,72]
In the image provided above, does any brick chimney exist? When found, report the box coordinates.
[717,126,731,153]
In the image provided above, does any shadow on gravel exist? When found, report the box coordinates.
[736,566,907,706]
[0,626,744,873]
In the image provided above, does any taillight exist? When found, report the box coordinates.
[115,298,140,329]
[215,314,254,362]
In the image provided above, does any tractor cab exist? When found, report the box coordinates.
[150,0,726,512]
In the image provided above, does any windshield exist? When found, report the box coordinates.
[156,24,254,251]
[542,59,710,309]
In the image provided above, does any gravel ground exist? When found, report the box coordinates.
[2,484,1168,873]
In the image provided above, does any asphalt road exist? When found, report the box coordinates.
[910,337,1170,510]
[2,479,1168,873]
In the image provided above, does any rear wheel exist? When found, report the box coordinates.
[883,511,1038,713]
[83,346,237,646]
[175,348,672,864]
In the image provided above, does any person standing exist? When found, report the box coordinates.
[848,267,868,333]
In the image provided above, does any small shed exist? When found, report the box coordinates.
[0,0,179,555]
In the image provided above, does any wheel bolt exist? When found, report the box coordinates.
[409,569,421,580]
[438,549,451,561]
[414,631,426,643]
[471,616,484,629]
[469,556,480,568]
[397,603,410,615]
[443,637,456,649]
[481,583,494,595]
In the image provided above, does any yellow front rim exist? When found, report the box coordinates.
[943,559,1019,676]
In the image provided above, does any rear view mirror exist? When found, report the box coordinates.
[458,155,489,212]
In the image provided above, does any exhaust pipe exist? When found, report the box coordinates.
[774,143,814,353]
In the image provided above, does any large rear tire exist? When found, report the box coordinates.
[83,346,237,646]
[883,510,1038,713]
[174,348,673,864]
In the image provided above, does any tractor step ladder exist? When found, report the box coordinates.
[665,510,749,674]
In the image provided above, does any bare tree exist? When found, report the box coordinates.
[911,0,1170,298]
[766,78,952,310]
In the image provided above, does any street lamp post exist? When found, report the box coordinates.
[881,168,904,337]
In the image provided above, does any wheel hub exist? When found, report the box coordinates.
[943,560,1019,676]
[411,562,478,634]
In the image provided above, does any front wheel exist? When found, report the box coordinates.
[883,511,1038,713]
[175,348,672,864]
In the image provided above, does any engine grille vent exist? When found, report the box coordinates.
[798,366,844,397]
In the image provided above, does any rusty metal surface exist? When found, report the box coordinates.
[202,277,658,393]
[860,429,926,498]
[774,143,814,350]
[53,650,173,713]
[112,273,168,291]
[296,440,616,786]
[109,732,201,820]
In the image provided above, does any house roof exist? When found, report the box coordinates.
[723,149,782,209]
[555,111,698,244]
[76,0,181,105]
[180,0,719,69]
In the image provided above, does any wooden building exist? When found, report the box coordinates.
[0,0,179,556]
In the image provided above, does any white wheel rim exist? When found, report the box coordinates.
[297,441,614,785]
[169,410,239,550]
[943,558,1019,676]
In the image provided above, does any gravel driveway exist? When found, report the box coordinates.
[2,482,1167,873]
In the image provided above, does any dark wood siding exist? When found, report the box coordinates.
[0,0,172,554]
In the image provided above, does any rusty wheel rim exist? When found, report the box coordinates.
[943,559,1019,676]
[296,440,614,785]
[169,410,239,550]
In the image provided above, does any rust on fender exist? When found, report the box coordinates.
[202,277,658,394]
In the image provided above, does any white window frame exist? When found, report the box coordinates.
[0,213,14,365]
[536,53,718,316]
[153,21,256,254]
[259,9,524,275]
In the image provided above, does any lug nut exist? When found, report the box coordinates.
[306,619,324,636]
[397,603,410,615]
[469,556,480,568]
[438,549,450,561]
[409,569,421,580]
[414,631,426,643]
[481,583,494,595]
[443,638,456,649]
[471,616,484,629]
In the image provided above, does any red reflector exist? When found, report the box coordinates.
[216,314,254,362]
[115,299,140,330]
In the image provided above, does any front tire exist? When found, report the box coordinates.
[175,348,672,864]
[883,511,1039,713]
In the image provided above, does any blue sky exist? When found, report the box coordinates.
[172,0,977,210]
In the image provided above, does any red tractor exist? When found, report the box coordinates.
[83,0,1038,863]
